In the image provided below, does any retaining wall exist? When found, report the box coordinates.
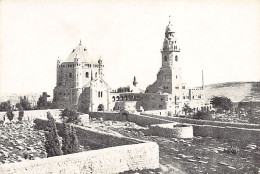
[90,112,260,142]
[34,118,140,149]
[149,123,193,139]
[0,142,159,174]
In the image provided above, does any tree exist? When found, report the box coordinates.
[16,96,32,110]
[18,107,24,122]
[37,92,51,109]
[6,107,15,122]
[182,104,193,115]
[60,108,81,124]
[44,112,63,157]
[62,123,80,155]
[0,101,11,111]
[210,96,232,113]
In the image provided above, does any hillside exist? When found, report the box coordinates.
[204,82,260,102]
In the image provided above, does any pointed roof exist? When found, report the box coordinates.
[83,78,110,89]
[64,41,94,62]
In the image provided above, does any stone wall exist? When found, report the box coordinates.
[89,112,171,127]
[34,118,140,149]
[0,109,61,121]
[0,141,159,174]
[141,113,260,129]
[89,111,260,142]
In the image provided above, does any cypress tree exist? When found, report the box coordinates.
[45,112,63,157]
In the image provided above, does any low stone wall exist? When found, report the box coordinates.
[193,125,260,142]
[141,113,260,129]
[0,109,61,121]
[0,142,159,174]
[90,111,260,142]
[149,123,193,139]
[89,112,171,127]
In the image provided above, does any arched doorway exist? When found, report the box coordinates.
[98,104,104,111]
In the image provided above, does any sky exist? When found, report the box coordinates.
[0,0,260,95]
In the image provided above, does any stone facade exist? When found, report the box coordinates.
[53,41,104,109]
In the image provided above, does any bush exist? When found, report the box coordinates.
[6,108,15,122]
[192,111,211,120]
[16,96,32,110]
[0,101,11,111]
[18,108,24,122]
[60,108,81,124]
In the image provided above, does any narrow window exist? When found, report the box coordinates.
[69,73,72,78]
[86,72,89,78]
[175,55,178,61]
[164,56,167,61]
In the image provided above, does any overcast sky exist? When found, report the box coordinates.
[1,0,260,95]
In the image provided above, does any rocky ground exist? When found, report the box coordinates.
[0,121,47,164]
[90,120,260,174]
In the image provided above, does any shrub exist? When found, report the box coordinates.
[18,107,24,122]
[16,96,32,110]
[60,108,81,124]
[192,111,210,120]
[0,101,11,111]
[6,108,15,122]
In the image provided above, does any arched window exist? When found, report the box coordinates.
[95,72,97,78]
[164,56,167,61]
[175,55,178,61]
[86,72,89,78]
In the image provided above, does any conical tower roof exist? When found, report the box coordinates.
[65,41,94,62]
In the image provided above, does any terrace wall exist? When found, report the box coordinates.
[90,112,260,142]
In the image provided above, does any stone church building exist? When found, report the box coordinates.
[53,18,211,115]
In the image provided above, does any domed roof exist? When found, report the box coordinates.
[165,21,174,33]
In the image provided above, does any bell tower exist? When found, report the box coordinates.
[161,16,180,69]
[146,16,183,94]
